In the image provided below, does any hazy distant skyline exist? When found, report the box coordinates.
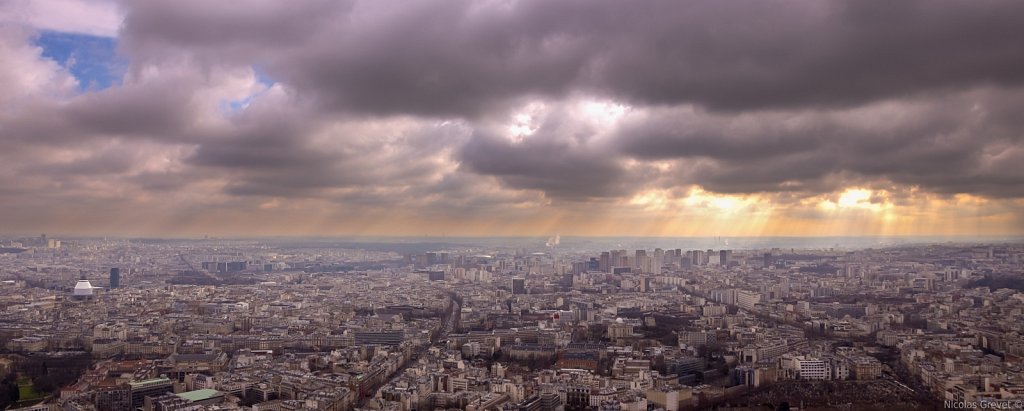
[2,0,1023,237]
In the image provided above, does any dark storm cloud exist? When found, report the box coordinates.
[590,0,1024,111]
[615,110,832,162]
[116,0,1024,116]
[4,73,198,145]
[458,131,625,199]
[616,89,1024,198]
[3,0,1024,236]
[276,1,595,117]
[62,81,197,137]
[98,0,1024,204]
[182,97,471,198]
[186,120,334,171]
[118,0,352,64]
[187,125,395,197]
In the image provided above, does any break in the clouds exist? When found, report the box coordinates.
[1,0,1023,237]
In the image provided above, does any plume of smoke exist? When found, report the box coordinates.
[545,234,560,248]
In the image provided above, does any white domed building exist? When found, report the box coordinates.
[73,278,94,299]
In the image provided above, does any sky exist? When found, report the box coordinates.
[1,0,1023,238]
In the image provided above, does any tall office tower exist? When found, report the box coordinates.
[642,255,654,273]
[653,248,664,272]
[512,277,527,294]
[634,250,647,271]
[599,252,610,272]
[610,250,623,269]
[691,250,705,266]
[719,250,732,266]
[572,261,588,275]
[763,252,773,268]
[109,267,120,289]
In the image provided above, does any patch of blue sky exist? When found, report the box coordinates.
[221,88,269,115]
[219,65,276,115]
[224,94,257,113]
[36,30,125,91]
[252,64,276,88]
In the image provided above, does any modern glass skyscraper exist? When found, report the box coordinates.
[109,267,120,289]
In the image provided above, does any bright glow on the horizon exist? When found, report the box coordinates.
[628,187,757,213]
[818,188,892,213]
[838,188,872,207]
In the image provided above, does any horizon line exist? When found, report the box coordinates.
[5,233,1024,240]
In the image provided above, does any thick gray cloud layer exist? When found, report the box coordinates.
[615,90,1024,197]
[2,0,1024,233]
[118,0,1024,113]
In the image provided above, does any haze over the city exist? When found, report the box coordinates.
[3,0,1024,237]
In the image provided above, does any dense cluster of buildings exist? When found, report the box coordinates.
[0,237,1021,410]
